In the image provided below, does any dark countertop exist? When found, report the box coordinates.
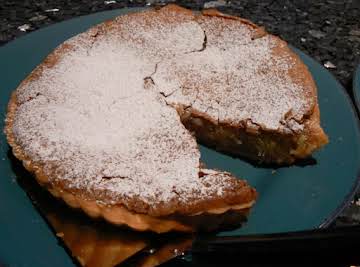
[1,0,360,225]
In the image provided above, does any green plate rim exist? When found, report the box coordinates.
[316,60,360,228]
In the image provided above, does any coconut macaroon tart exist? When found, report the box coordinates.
[5,4,327,233]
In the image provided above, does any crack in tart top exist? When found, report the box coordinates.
[5,4,327,232]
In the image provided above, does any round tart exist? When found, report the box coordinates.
[5,4,327,232]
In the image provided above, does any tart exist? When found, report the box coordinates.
[5,4,327,233]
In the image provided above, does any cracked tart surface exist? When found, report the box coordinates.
[5,4,327,232]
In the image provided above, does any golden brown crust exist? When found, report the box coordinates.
[290,103,328,158]
[202,8,259,28]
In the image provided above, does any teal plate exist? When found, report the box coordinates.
[354,64,360,112]
[1,8,360,267]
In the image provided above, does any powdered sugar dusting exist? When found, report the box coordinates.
[104,8,205,61]
[11,9,255,215]
[152,16,312,132]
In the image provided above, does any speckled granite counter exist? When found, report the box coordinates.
[0,0,359,226]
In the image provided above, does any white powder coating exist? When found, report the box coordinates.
[10,8,311,214]
[152,16,313,132]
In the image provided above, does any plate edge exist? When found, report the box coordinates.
[318,63,360,228]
